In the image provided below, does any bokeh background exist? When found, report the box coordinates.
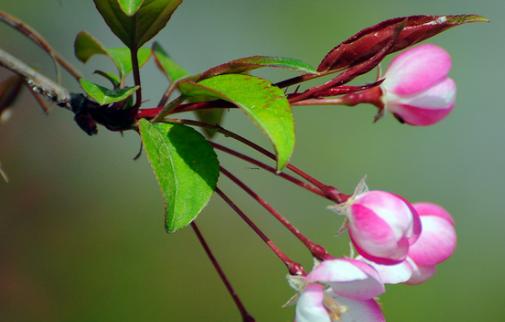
[0,0,503,321]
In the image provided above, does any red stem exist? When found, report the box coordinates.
[220,167,332,261]
[160,118,346,202]
[211,142,328,199]
[216,187,305,276]
[191,222,255,322]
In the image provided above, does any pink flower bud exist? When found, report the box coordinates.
[381,44,457,126]
[407,202,457,269]
[335,190,421,265]
[360,202,457,285]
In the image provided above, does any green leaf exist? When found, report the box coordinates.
[200,56,317,80]
[107,47,152,77]
[179,74,294,171]
[118,0,144,16]
[74,31,109,63]
[93,70,121,88]
[74,31,151,80]
[152,42,189,82]
[80,78,138,105]
[138,120,219,232]
[93,0,182,48]
[195,109,225,138]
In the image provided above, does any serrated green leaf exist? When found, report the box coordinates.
[179,74,294,171]
[74,31,109,63]
[200,56,317,80]
[138,120,219,232]
[152,42,189,82]
[107,47,151,77]
[80,78,138,105]
[118,0,144,16]
[93,0,182,49]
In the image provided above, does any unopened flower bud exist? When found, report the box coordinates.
[381,44,457,126]
[331,185,421,265]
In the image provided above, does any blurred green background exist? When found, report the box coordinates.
[0,0,502,321]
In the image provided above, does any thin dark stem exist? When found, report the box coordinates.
[211,142,328,199]
[190,222,255,322]
[162,118,346,202]
[216,187,305,276]
[219,167,331,261]
[131,48,142,108]
[0,11,81,81]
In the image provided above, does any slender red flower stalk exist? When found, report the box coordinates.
[211,142,327,199]
[190,222,255,322]
[215,187,305,276]
[161,118,347,202]
[220,166,332,261]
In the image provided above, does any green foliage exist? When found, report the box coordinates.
[117,0,145,16]
[74,31,108,63]
[152,42,189,82]
[93,0,182,49]
[79,79,138,105]
[107,47,151,77]
[200,56,317,80]
[93,70,121,88]
[152,42,225,138]
[74,31,151,81]
[138,120,219,232]
[179,74,295,171]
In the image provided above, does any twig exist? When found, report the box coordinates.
[0,48,71,108]
[0,11,81,81]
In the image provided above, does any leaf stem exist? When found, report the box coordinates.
[220,167,332,261]
[216,187,306,276]
[190,222,255,322]
[131,48,142,108]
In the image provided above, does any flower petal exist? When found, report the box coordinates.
[383,44,452,96]
[296,284,331,322]
[408,215,457,266]
[406,263,437,285]
[329,294,385,322]
[414,202,455,225]
[386,78,456,126]
[307,259,385,300]
[357,256,414,284]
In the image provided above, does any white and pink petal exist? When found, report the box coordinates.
[307,258,385,300]
[383,44,452,96]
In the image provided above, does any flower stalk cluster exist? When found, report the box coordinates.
[0,8,484,322]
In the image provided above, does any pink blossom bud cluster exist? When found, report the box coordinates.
[288,181,456,321]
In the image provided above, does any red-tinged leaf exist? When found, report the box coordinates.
[318,14,488,72]
[199,56,317,80]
